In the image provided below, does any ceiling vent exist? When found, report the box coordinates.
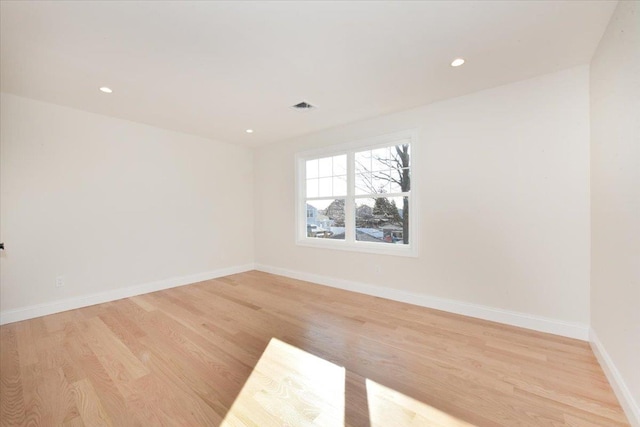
[290,101,316,111]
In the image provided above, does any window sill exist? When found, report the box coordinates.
[296,238,417,258]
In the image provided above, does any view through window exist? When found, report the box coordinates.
[299,134,413,254]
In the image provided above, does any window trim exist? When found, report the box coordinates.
[295,129,418,257]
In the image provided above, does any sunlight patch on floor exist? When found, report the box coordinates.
[220,338,475,426]
[220,338,345,427]
[366,379,476,427]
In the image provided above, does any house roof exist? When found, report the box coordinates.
[381,224,403,231]
[330,230,383,242]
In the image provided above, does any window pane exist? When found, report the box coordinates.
[306,199,345,240]
[318,157,333,177]
[389,179,402,194]
[400,167,410,191]
[306,159,318,179]
[372,147,391,171]
[356,172,396,195]
[333,175,347,196]
[355,196,408,244]
[318,177,332,197]
[333,155,347,175]
[355,173,372,195]
[392,144,411,192]
[306,178,318,198]
[371,174,390,194]
[355,151,371,174]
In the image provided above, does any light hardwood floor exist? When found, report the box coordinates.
[0,271,629,426]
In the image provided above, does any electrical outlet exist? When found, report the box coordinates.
[55,275,65,288]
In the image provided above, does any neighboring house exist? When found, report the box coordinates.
[306,204,318,224]
[381,224,404,243]
[306,204,333,229]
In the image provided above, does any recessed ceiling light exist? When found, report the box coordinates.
[450,58,465,67]
[99,87,113,93]
[246,129,254,134]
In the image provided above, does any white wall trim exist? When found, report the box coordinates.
[1,262,592,341]
[0,263,255,325]
[590,329,640,427]
[255,263,589,340]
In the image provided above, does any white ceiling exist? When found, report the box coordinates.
[1,1,616,147]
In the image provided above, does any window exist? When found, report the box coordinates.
[296,130,417,256]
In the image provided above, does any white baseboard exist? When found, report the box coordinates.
[590,329,640,427]
[254,263,589,340]
[1,263,590,341]
[0,263,255,325]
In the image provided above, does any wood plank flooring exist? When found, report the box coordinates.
[0,270,629,426]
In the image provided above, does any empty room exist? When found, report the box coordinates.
[0,1,638,426]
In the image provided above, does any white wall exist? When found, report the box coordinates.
[590,0,640,423]
[0,93,254,317]
[254,66,591,329]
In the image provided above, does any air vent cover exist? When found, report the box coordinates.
[290,101,316,111]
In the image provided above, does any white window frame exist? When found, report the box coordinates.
[295,129,418,257]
